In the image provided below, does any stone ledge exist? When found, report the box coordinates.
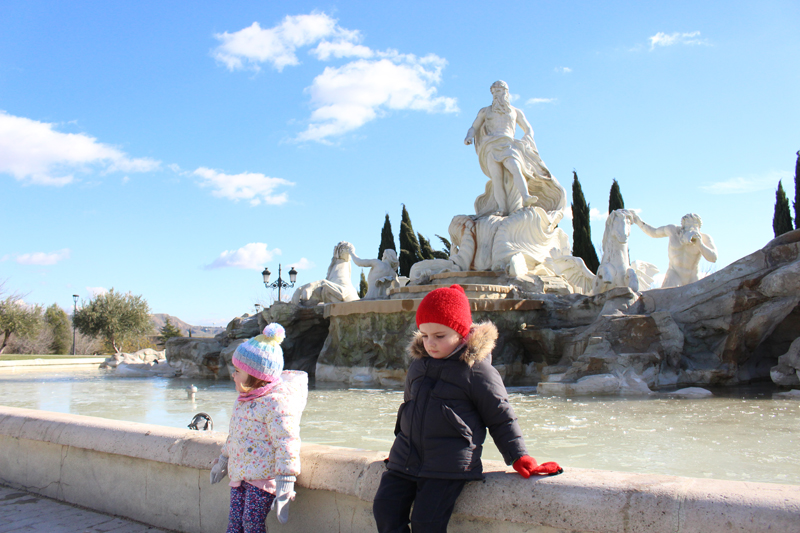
[0,405,222,470]
[1,406,798,533]
[430,270,505,281]
[0,357,107,368]
[325,298,543,317]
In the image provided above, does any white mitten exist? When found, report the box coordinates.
[274,475,296,524]
[209,454,228,484]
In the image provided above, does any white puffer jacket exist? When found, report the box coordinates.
[223,370,308,482]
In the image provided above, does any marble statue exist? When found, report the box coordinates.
[546,209,658,295]
[349,247,403,300]
[410,81,570,284]
[632,213,717,288]
[291,242,359,306]
[593,210,659,294]
[465,80,567,218]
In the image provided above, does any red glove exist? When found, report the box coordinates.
[513,455,563,477]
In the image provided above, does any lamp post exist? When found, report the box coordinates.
[72,294,79,356]
[261,264,298,302]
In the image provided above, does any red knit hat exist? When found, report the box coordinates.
[415,284,472,338]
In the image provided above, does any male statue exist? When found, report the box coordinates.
[465,80,565,217]
[632,213,718,288]
[349,247,401,300]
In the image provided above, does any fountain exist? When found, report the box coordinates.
[1,366,799,485]
[2,80,800,532]
[162,81,799,398]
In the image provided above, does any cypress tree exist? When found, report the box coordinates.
[159,317,183,341]
[571,171,600,273]
[358,271,368,299]
[794,151,799,230]
[773,180,793,237]
[419,234,449,260]
[608,179,625,213]
[399,204,423,277]
[378,214,397,263]
[418,233,436,260]
[435,234,451,256]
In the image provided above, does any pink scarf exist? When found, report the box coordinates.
[237,377,281,402]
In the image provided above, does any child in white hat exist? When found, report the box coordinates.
[210,323,308,532]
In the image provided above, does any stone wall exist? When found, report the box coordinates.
[316,288,652,386]
[1,406,798,533]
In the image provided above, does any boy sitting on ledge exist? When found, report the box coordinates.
[373,284,562,532]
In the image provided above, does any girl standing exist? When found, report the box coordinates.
[210,323,308,533]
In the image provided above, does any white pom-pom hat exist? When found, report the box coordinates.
[232,323,286,381]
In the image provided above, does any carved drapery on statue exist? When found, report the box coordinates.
[473,128,567,218]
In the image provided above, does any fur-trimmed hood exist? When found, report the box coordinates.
[408,321,498,367]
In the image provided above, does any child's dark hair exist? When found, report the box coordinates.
[239,371,268,392]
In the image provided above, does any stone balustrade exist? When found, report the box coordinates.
[1,405,798,532]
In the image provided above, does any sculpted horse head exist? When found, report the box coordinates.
[601,209,634,260]
[593,209,638,295]
[326,241,353,283]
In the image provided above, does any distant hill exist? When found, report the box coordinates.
[151,314,226,338]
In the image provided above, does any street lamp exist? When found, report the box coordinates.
[72,294,79,356]
[261,264,298,303]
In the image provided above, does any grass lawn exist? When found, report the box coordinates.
[0,354,107,361]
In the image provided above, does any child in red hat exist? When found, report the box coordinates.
[373,284,561,532]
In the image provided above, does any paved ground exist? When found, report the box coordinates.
[0,484,173,533]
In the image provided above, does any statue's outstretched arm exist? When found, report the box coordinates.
[638,220,670,238]
[349,252,378,269]
[631,213,669,238]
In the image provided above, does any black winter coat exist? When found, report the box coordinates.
[386,322,528,480]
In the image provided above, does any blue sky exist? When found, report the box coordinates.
[2,1,798,326]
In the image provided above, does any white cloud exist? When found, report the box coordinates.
[649,31,709,50]
[700,171,789,194]
[290,257,315,271]
[590,208,608,222]
[563,205,573,220]
[206,243,281,270]
[298,55,458,142]
[0,111,160,186]
[87,287,108,297]
[212,13,343,71]
[214,13,457,142]
[14,249,70,266]
[555,67,572,74]
[311,39,373,61]
[193,167,293,206]
[526,98,556,105]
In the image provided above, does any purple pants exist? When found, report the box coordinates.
[226,483,276,533]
